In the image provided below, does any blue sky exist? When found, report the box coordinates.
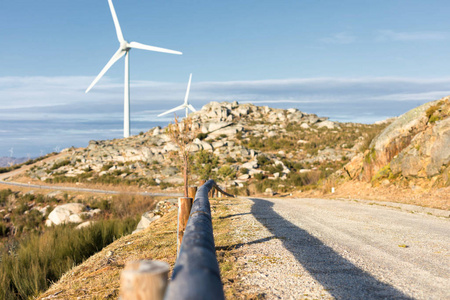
[1,0,450,157]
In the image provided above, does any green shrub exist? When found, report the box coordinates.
[218,165,236,179]
[429,115,442,123]
[193,150,219,180]
[426,104,439,119]
[253,173,265,180]
[0,218,138,300]
[196,132,208,140]
[50,159,71,171]
[257,155,271,167]
[225,156,236,163]
[0,189,13,205]
[0,222,8,237]
[240,168,249,175]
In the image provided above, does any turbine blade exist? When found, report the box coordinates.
[157,104,187,117]
[108,0,124,42]
[129,41,182,55]
[86,48,125,93]
[184,73,192,105]
[188,104,197,112]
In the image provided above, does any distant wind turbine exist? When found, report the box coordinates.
[158,73,196,118]
[8,148,13,157]
[86,0,182,138]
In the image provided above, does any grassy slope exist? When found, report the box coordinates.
[36,197,254,299]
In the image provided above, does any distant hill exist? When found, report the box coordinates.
[0,157,29,167]
[23,101,387,195]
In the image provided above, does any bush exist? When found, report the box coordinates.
[49,159,71,171]
[0,218,138,300]
[193,150,219,180]
[218,165,236,179]
[196,132,208,140]
[253,173,265,180]
[0,223,9,237]
[240,167,249,175]
[257,155,271,167]
[0,189,13,205]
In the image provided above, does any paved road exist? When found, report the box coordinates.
[0,157,182,197]
[246,197,449,299]
[0,180,182,197]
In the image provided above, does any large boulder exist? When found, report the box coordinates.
[46,203,86,226]
[133,212,161,234]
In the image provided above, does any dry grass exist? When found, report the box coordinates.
[36,209,178,300]
[35,197,261,299]
[306,181,450,211]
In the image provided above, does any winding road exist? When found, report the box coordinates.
[235,197,450,299]
[0,158,182,197]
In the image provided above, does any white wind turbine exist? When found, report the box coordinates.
[158,73,196,118]
[8,148,13,157]
[86,0,182,138]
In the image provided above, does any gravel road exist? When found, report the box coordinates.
[231,197,449,299]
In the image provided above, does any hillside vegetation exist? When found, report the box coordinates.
[16,101,389,196]
[0,188,157,299]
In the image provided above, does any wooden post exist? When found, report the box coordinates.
[188,186,197,199]
[120,260,169,300]
[177,197,193,255]
[209,186,216,198]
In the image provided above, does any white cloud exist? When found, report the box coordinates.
[319,32,356,44]
[376,30,447,41]
[1,75,450,157]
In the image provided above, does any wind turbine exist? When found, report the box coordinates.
[158,73,196,118]
[8,148,13,158]
[86,0,182,138]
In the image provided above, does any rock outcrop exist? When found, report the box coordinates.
[46,203,101,226]
[345,96,450,187]
[24,100,383,191]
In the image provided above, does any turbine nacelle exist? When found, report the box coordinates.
[120,41,131,51]
[158,73,196,118]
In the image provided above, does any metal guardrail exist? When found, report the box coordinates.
[165,179,225,300]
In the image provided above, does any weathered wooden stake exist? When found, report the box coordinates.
[188,186,197,199]
[209,186,216,198]
[177,196,193,255]
[120,260,169,300]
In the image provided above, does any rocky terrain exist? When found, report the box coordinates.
[18,101,387,195]
[344,96,450,190]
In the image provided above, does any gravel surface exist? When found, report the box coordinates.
[230,197,449,299]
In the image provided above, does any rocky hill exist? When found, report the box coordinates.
[18,101,387,195]
[344,96,450,189]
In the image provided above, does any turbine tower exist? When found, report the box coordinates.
[158,73,196,118]
[8,148,13,158]
[86,0,182,138]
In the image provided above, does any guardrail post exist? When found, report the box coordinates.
[120,260,169,300]
[188,186,197,199]
[177,197,193,255]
